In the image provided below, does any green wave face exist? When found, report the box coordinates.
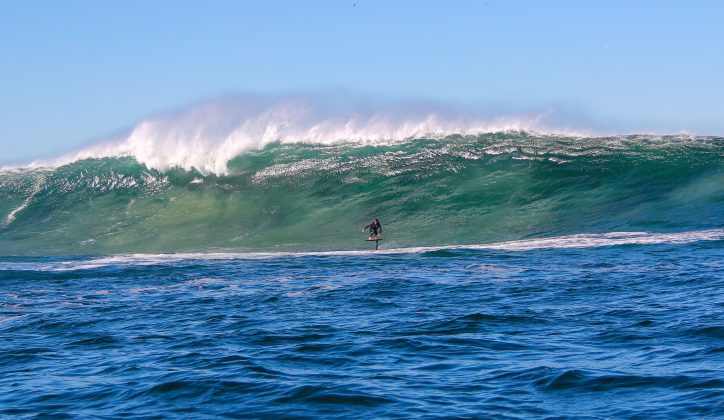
[1,133,722,255]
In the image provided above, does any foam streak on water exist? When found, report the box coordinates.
[0,229,721,272]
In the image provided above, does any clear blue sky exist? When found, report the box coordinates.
[2,0,723,163]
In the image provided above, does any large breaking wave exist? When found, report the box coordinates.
[1,126,721,255]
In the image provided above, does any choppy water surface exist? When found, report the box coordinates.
[2,240,722,418]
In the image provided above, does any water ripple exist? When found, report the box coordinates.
[1,242,722,417]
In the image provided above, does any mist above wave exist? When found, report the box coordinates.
[35,94,562,175]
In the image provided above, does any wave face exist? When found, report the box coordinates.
[1,133,722,255]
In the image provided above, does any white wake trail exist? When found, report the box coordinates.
[3,229,721,271]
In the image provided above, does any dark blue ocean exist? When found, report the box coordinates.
[1,238,722,418]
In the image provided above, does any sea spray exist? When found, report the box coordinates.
[16,95,566,175]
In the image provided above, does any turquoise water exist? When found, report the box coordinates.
[1,133,722,417]
[1,133,721,254]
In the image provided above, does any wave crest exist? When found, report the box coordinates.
[34,95,560,175]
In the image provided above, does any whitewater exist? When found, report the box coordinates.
[1,98,722,418]
[8,95,570,175]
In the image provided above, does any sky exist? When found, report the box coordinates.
[1,0,723,164]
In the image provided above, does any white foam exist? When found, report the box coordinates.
[2,176,45,227]
[3,198,32,227]
[13,95,592,176]
[2,229,720,271]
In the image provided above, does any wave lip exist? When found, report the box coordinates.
[14,95,573,175]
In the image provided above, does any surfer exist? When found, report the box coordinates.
[363,219,382,239]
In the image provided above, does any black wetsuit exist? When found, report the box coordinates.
[365,221,382,237]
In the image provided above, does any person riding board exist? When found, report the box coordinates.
[363,219,382,239]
